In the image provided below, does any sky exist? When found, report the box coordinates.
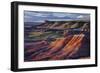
[24,11,90,22]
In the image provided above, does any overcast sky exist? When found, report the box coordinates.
[24,11,90,22]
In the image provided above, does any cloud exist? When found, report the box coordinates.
[33,13,49,17]
[52,13,75,18]
[52,13,67,17]
[24,11,50,18]
[76,14,90,21]
[77,15,84,18]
